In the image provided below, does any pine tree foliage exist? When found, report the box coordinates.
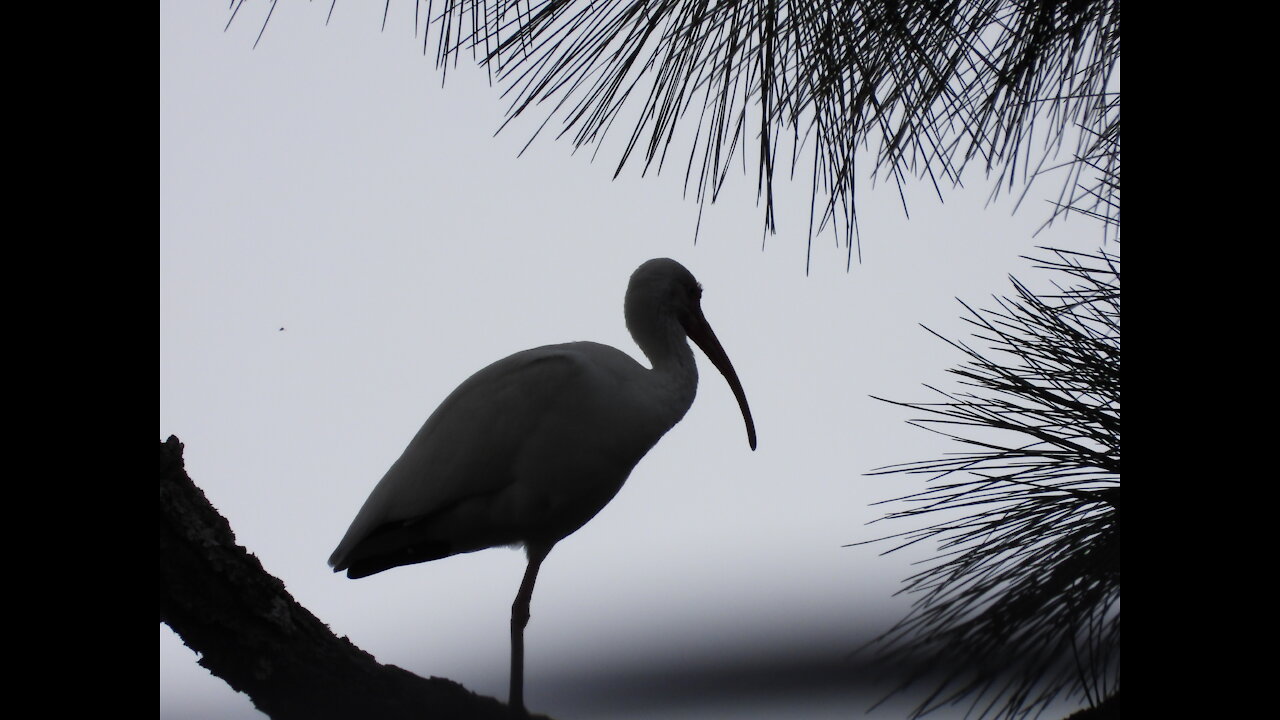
[239,0,1120,263]
[860,242,1120,718]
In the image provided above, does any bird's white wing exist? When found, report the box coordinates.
[329,342,649,571]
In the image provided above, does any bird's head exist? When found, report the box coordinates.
[626,258,757,450]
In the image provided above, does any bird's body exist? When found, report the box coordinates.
[329,258,755,713]
[329,341,695,578]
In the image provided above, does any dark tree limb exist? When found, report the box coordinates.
[160,436,543,720]
[1064,691,1120,719]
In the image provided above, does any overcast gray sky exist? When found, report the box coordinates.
[160,3,1104,718]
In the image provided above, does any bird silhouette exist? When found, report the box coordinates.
[329,258,756,713]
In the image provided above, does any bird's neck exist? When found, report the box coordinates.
[628,310,699,415]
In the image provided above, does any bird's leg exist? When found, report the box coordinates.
[510,542,551,715]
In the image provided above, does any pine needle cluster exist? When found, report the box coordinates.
[421,0,1121,260]
[861,244,1120,718]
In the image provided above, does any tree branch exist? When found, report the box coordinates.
[159,435,540,720]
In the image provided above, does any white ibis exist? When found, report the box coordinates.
[328,258,756,714]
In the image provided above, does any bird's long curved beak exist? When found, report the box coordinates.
[685,308,757,450]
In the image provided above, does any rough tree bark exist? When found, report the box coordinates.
[159,435,546,720]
